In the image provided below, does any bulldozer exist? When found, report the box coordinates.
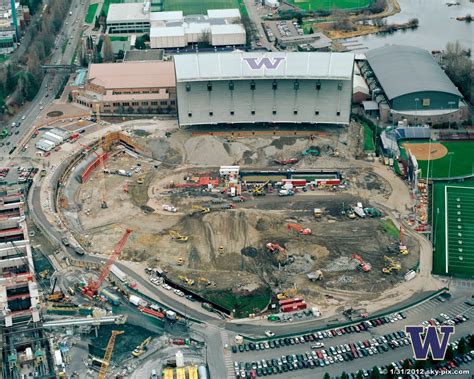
[136,176,145,184]
[177,258,185,266]
[191,205,211,215]
[169,230,189,242]
[178,275,195,286]
[382,256,401,274]
[287,223,312,235]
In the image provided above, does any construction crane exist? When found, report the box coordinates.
[82,228,133,299]
[169,230,189,242]
[287,223,312,235]
[266,242,286,253]
[351,253,372,272]
[47,277,65,302]
[132,337,152,357]
[191,205,210,215]
[399,226,409,255]
[382,256,401,274]
[252,180,270,196]
[98,330,124,379]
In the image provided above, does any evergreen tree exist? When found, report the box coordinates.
[356,371,364,379]
[5,65,17,94]
[323,373,330,379]
[102,35,114,62]
[445,345,454,361]
[370,366,380,379]
[458,337,467,355]
[341,372,348,379]
[469,334,474,348]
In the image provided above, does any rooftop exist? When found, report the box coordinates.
[207,9,241,19]
[87,61,175,89]
[174,52,354,81]
[211,24,246,35]
[123,49,164,62]
[107,3,149,23]
[366,45,462,100]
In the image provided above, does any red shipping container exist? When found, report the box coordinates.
[281,301,307,312]
[278,297,304,306]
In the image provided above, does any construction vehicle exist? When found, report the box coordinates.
[169,230,189,242]
[266,243,286,253]
[123,180,129,193]
[178,275,195,286]
[191,205,210,215]
[274,158,299,165]
[98,330,124,379]
[276,288,297,300]
[0,127,10,139]
[252,180,270,196]
[302,148,320,156]
[136,176,144,184]
[47,277,65,302]
[197,277,211,286]
[82,229,133,299]
[382,256,401,274]
[399,226,409,255]
[287,223,312,235]
[351,253,372,272]
[313,208,323,218]
[177,258,185,266]
[278,189,294,196]
[132,337,152,357]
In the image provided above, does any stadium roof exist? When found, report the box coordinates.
[210,24,246,35]
[366,45,462,100]
[87,61,175,89]
[174,52,354,81]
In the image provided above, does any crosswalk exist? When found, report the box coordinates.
[221,330,235,379]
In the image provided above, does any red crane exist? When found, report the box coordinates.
[351,253,371,272]
[82,228,133,299]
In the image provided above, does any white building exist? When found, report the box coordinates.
[107,3,151,34]
[35,139,56,152]
[264,0,280,8]
[174,51,354,126]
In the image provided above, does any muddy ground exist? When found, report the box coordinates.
[64,122,418,316]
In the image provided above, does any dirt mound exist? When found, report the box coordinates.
[184,136,250,166]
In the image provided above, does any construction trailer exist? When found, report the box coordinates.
[35,139,56,152]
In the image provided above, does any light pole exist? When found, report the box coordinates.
[414,98,420,126]
[448,101,456,129]
[448,152,454,179]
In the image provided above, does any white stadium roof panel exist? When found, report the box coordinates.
[174,52,354,81]
[150,26,185,38]
[211,24,246,35]
[149,11,183,22]
[207,9,241,19]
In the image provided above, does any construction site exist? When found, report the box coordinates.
[55,121,420,320]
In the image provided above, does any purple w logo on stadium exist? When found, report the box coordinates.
[406,325,455,360]
[243,57,285,70]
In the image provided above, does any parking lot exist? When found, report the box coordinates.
[231,294,474,378]
[0,164,38,186]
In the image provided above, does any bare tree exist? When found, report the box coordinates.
[197,29,211,47]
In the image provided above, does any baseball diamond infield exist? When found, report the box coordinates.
[402,143,448,161]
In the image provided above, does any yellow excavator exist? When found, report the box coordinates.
[382,256,401,274]
[277,288,298,300]
[136,176,144,184]
[169,230,189,242]
[98,331,124,379]
[132,337,152,358]
[191,205,211,215]
[252,180,270,196]
[178,275,195,285]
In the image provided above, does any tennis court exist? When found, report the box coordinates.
[432,181,474,278]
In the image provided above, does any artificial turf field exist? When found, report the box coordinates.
[287,0,371,10]
[163,0,239,15]
[400,141,474,179]
[432,181,474,278]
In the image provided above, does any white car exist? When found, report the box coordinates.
[264,330,275,338]
[162,284,172,290]
[21,116,26,120]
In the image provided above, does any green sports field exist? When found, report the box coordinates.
[432,181,474,278]
[85,3,98,23]
[164,0,239,15]
[400,141,474,179]
[287,0,372,11]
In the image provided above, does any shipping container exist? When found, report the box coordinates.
[138,306,165,319]
[99,288,120,306]
[278,297,304,306]
[281,301,307,312]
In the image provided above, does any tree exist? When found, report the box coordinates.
[370,366,380,379]
[102,35,114,62]
[402,359,410,369]
[197,29,211,48]
[142,33,150,42]
[95,16,100,29]
[323,373,330,379]
[356,371,364,379]
[116,50,125,60]
[458,337,467,355]
[469,334,474,348]
[308,27,314,34]
[445,345,454,361]
[5,64,17,94]
[134,36,146,50]
[296,13,303,25]
[341,372,348,379]
[442,41,472,101]
[415,359,427,369]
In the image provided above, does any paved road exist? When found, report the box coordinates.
[243,0,276,51]
[0,0,86,158]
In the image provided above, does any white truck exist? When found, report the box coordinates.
[162,204,177,212]
[278,189,294,196]
[117,169,132,177]
[353,202,366,218]
[129,295,147,307]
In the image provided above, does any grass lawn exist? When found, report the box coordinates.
[400,141,474,179]
[110,36,129,42]
[85,3,98,23]
[287,0,372,10]
[164,0,240,15]
[432,181,474,278]
[380,219,399,239]
[203,287,271,318]
[363,123,375,152]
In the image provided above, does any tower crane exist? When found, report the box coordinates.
[98,330,124,379]
[82,229,133,299]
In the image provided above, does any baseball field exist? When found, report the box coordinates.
[400,141,474,179]
[431,180,474,278]
[287,0,372,10]
[164,0,240,15]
